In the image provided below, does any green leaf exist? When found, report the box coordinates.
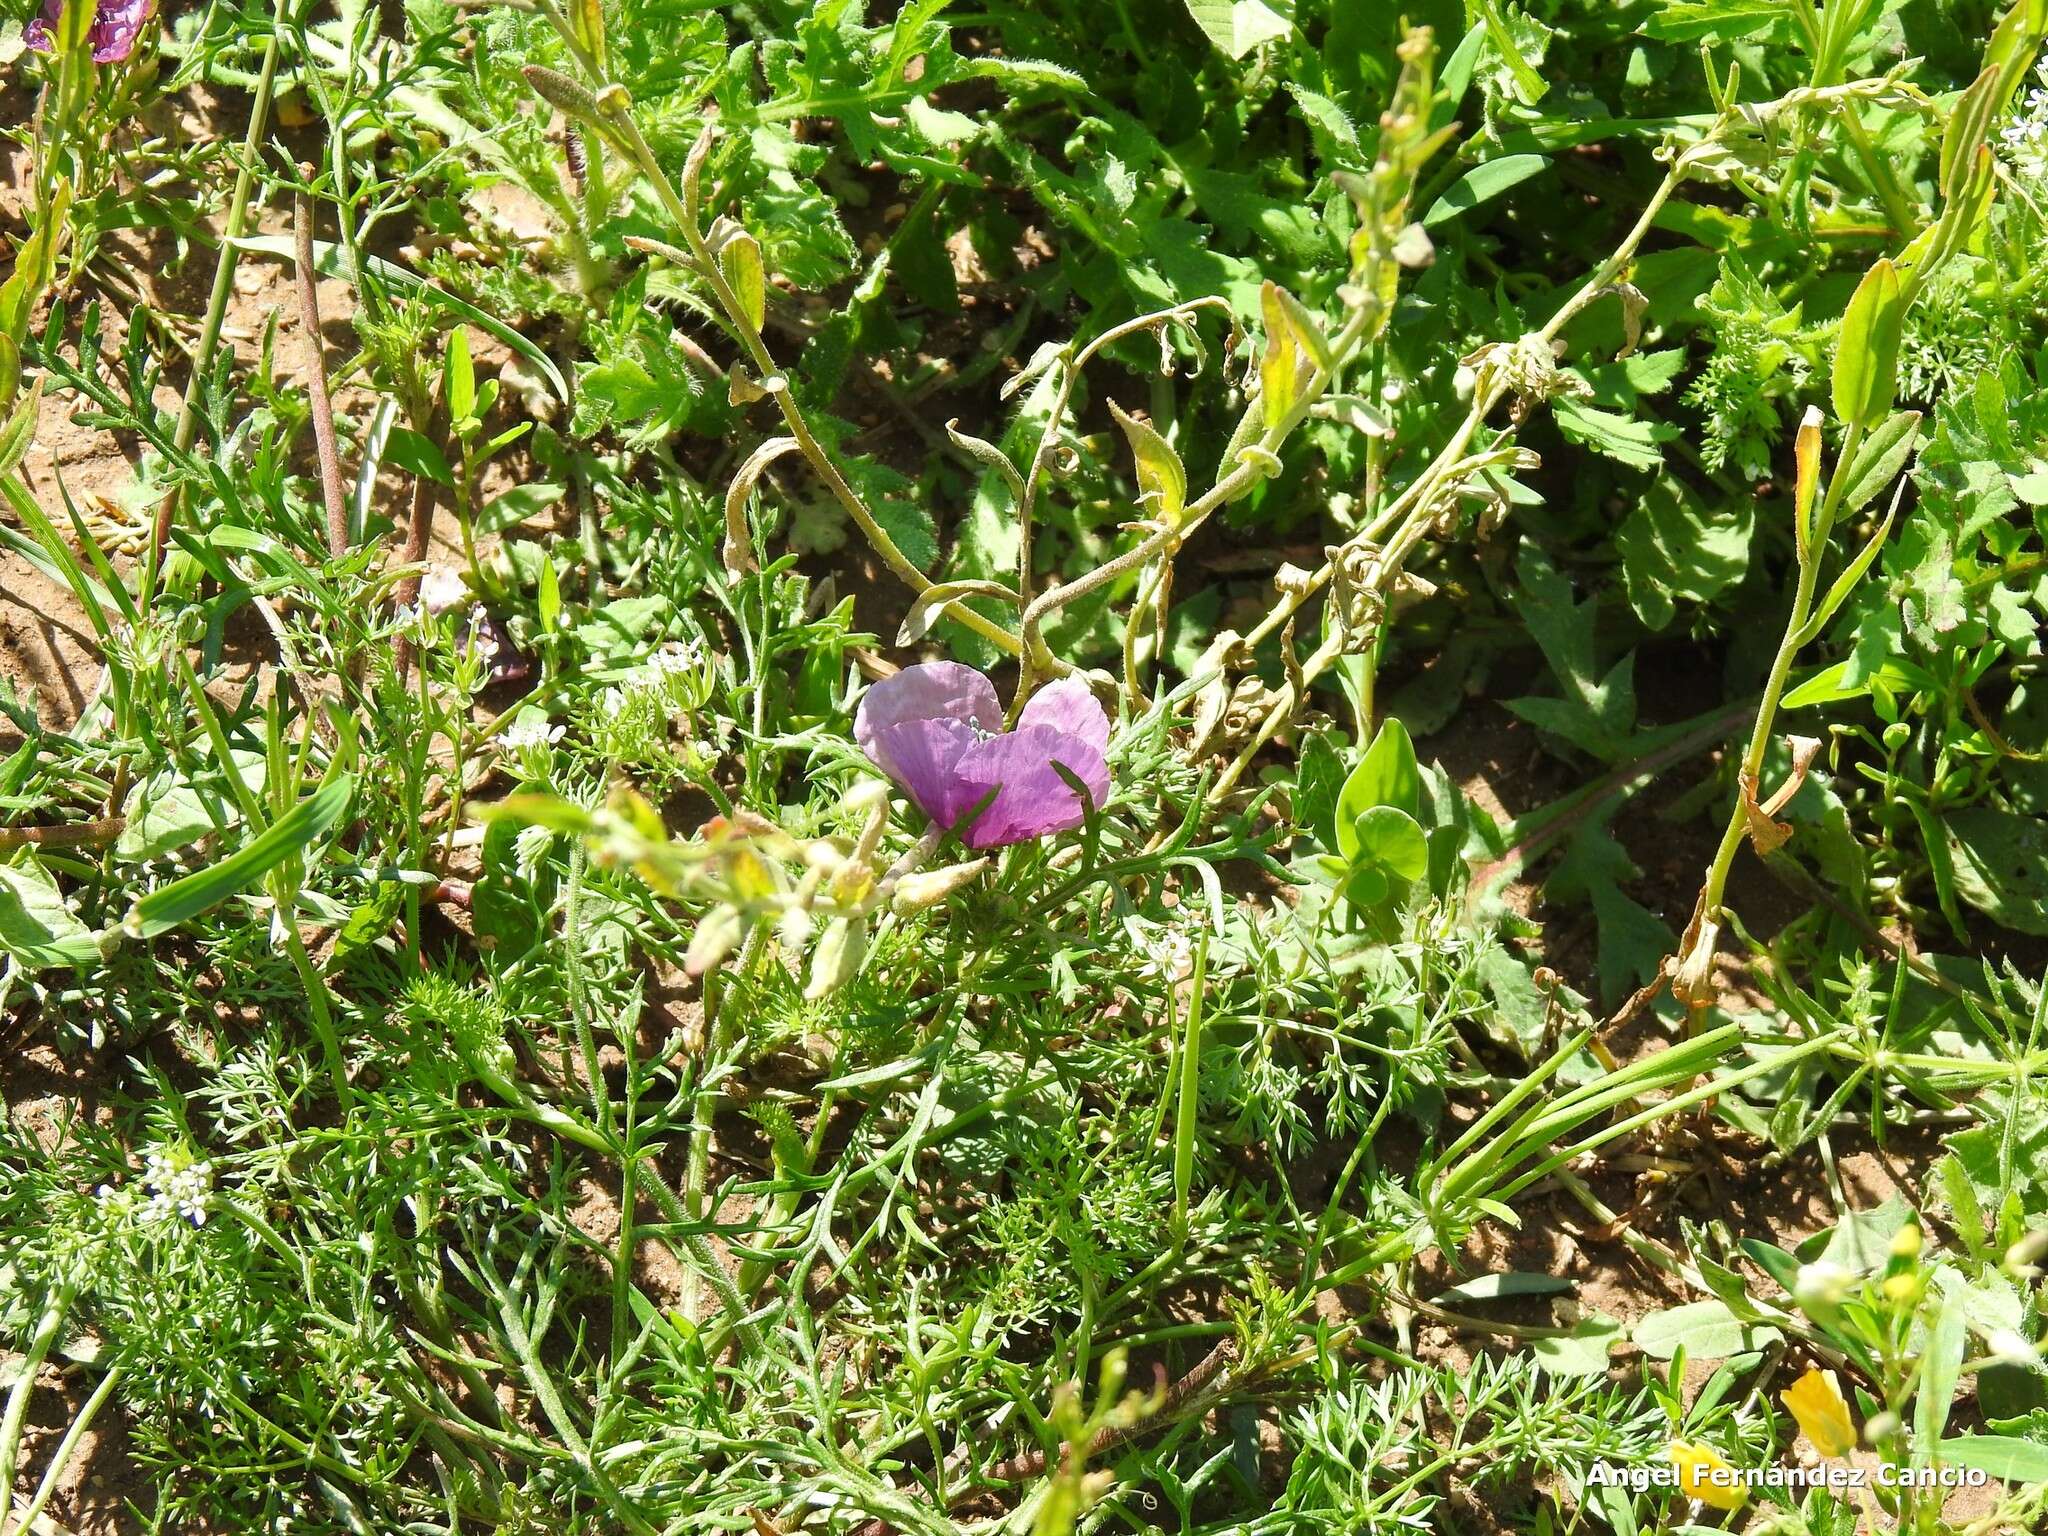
[1633,1300,1781,1361]
[1530,1311,1621,1377]
[384,426,454,487]
[1781,655,1930,710]
[1422,154,1549,226]
[1295,729,1345,851]
[443,325,475,425]
[1802,1197,1912,1273]
[1183,0,1292,59]
[1833,258,1906,429]
[124,774,355,941]
[1351,806,1428,883]
[227,234,570,406]
[1335,718,1421,859]
[1615,482,1754,630]
[1436,1272,1573,1303]
[720,233,767,332]
[1640,0,1784,42]
[1939,1436,2048,1484]
[117,751,267,862]
[1915,1281,1969,1466]
[1948,808,2048,935]
[1839,410,1923,514]
[1504,549,1637,761]
[1552,397,1674,472]
[1108,402,1187,525]
[0,854,98,971]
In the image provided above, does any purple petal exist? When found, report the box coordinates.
[1015,677,1110,755]
[26,0,153,61]
[953,725,1109,849]
[854,663,1001,766]
[867,717,980,826]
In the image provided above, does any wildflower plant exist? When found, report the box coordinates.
[7,1,2048,1533]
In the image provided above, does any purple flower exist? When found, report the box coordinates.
[855,662,1111,850]
[26,0,155,63]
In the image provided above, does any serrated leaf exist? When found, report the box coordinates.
[1552,397,1674,472]
[1948,808,2048,935]
[1616,482,1753,630]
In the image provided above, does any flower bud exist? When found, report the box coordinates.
[685,905,744,977]
[1794,1260,1855,1325]
[805,916,867,999]
[522,65,603,122]
[890,858,990,915]
[1889,1223,1923,1261]
[2005,1229,2048,1277]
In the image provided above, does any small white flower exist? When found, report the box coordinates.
[419,566,468,616]
[500,716,564,753]
[135,1143,214,1228]
[645,637,705,676]
[1132,921,1197,983]
[465,606,502,663]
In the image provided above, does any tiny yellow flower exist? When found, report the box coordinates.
[1781,1368,1857,1457]
[1882,1271,1923,1306]
[1668,1440,1748,1510]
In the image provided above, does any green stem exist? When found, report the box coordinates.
[14,1364,121,1536]
[1695,419,1866,929]
[1170,934,1207,1235]
[146,10,287,609]
[0,1280,78,1508]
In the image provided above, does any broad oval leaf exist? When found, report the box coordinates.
[1350,806,1428,883]
[1335,718,1422,862]
[1633,1300,1781,1361]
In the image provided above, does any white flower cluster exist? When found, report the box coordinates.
[98,1144,215,1229]
[599,637,709,714]
[500,715,565,753]
[2000,69,2048,178]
